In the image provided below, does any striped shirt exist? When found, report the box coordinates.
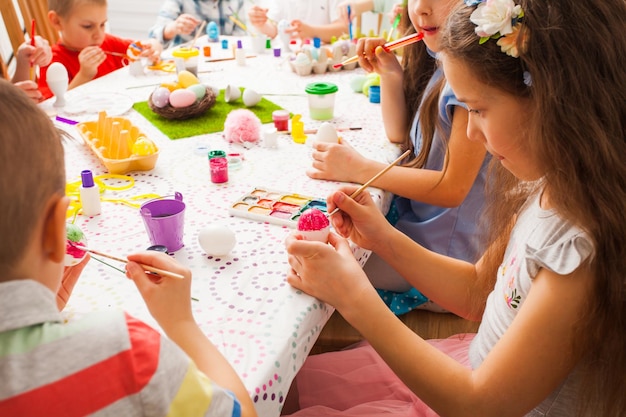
[0,279,241,417]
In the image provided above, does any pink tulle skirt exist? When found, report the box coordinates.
[286,334,475,416]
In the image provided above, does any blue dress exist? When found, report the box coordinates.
[373,67,490,314]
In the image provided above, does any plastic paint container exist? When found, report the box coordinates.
[172,47,199,76]
[208,150,228,183]
[272,110,290,131]
[203,46,211,57]
[304,82,338,121]
[369,85,381,104]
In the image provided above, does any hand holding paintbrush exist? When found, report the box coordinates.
[327,149,411,217]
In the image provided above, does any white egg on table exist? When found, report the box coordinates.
[315,122,339,143]
[198,224,237,256]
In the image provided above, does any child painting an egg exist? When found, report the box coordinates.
[39,0,163,99]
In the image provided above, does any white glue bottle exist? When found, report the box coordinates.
[79,170,101,216]
[235,40,246,66]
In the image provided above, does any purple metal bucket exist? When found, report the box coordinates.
[140,192,185,252]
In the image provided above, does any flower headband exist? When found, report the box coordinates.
[464,0,526,57]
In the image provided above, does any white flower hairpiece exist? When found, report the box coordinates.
[464,0,526,57]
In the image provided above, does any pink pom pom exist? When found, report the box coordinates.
[223,109,262,144]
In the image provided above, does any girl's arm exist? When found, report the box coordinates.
[309,108,486,207]
[287,20,349,44]
[357,38,408,142]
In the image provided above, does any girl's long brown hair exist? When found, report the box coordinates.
[441,1,626,415]
[397,10,445,169]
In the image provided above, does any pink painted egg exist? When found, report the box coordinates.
[65,223,88,266]
[169,88,197,108]
[297,208,330,242]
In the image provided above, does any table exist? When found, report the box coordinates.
[49,36,400,417]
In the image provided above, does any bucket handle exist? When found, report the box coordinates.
[140,192,183,218]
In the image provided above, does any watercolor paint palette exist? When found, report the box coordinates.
[228,187,327,227]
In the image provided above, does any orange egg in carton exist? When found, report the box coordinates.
[76,111,159,174]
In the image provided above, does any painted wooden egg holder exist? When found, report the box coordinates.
[76,111,159,174]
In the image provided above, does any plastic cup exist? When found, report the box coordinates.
[172,47,199,76]
[140,192,186,252]
[250,36,267,54]
[305,82,338,121]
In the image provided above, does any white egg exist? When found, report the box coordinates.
[198,224,236,256]
[315,122,339,143]
[242,89,261,107]
[46,62,69,82]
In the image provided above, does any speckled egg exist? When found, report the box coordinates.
[169,88,197,108]
[151,87,171,108]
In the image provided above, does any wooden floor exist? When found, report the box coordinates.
[311,309,480,354]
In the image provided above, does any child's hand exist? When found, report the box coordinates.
[327,185,391,252]
[138,39,163,63]
[285,232,372,311]
[357,37,402,75]
[57,255,90,311]
[388,3,405,24]
[173,13,201,36]
[125,251,194,332]
[77,46,106,80]
[247,5,269,28]
[307,139,367,183]
[17,36,52,67]
[285,20,314,40]
[14,80,43,102]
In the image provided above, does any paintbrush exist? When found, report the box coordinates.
[278,126,362,135]
[191,20,207,48]
[327,149,411,217]
[29,19,36,80]
[71,244,185,280]
[333,32,424,69]
[228,15,251,35]
[387,13,401,41]
[104,50,128,58]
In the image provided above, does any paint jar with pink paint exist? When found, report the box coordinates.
[305,82,338,120]
[272,110,289,131]
[209,150,228,183]
[140,192,186,252]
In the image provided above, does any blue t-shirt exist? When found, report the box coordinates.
[379,66,490,314]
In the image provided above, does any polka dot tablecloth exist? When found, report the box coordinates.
[51,37,400,417]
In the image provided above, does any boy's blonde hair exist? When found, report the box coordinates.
[48,0,107,17]
[0,79,65,276]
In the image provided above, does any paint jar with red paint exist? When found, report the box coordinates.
[208,150,228,183]
[272,110,289,131]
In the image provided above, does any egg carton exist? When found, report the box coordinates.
[288,40,358,76]
[76,111,159,174]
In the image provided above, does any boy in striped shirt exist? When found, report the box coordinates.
[0,79,257,417]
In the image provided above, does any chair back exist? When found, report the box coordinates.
[17,0,59,45]
[0,0,26,53]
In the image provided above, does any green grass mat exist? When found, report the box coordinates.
[133,90,285,140]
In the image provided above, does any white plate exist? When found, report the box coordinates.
[62,92,134,116]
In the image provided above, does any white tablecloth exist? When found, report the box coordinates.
[49,36,400,417]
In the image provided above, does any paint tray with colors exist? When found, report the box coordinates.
[229,188,327,227]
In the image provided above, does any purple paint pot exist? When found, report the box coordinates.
[140,192,186,252]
